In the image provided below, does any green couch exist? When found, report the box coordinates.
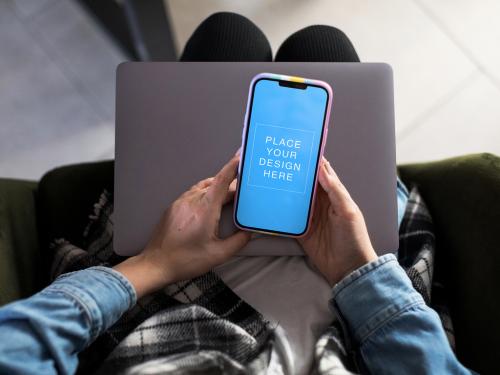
[1,153,499,374]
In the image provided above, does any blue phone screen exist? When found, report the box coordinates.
[236,78,329,235]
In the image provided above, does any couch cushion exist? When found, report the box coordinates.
[0,179,41,304]
[37,160,114,258]
[399,153,500,375]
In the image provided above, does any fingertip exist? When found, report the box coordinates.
[319,157,328,174]
[324,159,335,176]
[226,154,240,172]
[239,229,252,243]
[222,230,251,256]
[318,163,330,190]
[222,182,237,205]
[233,154,241,165]
[236,229,251,242]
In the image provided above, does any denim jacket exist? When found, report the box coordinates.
[0,255,471,374]
[0,181,472,374]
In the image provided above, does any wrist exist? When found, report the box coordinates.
[328,250,378,286]
[113,252,174,298]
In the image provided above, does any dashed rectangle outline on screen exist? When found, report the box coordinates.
[246,123,316,194]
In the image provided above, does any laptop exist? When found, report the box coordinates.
[114,62,397,256]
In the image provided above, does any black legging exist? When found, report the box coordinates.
[180,12,360,63]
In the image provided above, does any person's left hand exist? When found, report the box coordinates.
[114,153,251,298]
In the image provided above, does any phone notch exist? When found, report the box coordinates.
[278,80,307,90]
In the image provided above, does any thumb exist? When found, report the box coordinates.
[220,230,251,256]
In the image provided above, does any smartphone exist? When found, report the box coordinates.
[234,73,333,237]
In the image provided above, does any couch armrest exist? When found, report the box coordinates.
[398,153,500,374]
[0,178,43,306]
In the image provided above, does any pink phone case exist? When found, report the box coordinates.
[233,72,333,238]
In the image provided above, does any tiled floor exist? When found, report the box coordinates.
[0,0,124,179]
[1,0,499,180]
[167,0,500,164]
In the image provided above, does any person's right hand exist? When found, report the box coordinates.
[298,157,378,286]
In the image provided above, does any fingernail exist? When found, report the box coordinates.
[235,147,242,156]
[325,161,334,175]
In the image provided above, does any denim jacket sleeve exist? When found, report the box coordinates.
[330,254,472,374]
[0,267,136,375]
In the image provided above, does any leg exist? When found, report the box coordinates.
[180,12,272,61]
[275,25,359,62]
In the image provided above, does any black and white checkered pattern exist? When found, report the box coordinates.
[50,187,453,374]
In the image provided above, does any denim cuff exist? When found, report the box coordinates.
[330,254,424,344]
[47,267,137,341]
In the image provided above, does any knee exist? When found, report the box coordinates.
[181,12,272,61]
[195,12,253,32]
[276,25,359,62]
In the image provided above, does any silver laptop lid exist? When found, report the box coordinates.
[114,62,397,256]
